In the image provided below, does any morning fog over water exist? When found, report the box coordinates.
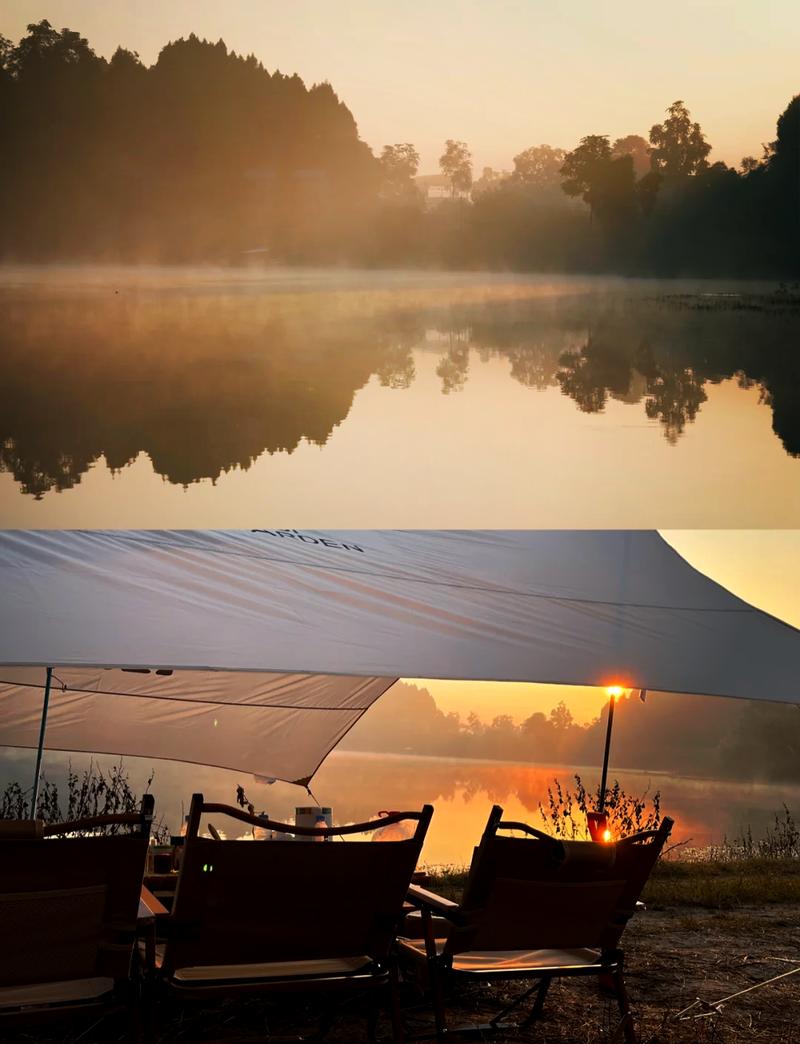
[1,747,796,868]
[2,266,799,528]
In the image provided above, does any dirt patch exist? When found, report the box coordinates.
[8,904,800,1043]
[423,904,800,1044]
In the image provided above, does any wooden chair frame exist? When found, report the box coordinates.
[149,793,434,1042]
[0,794,155,1038]
[401,804,673,1043]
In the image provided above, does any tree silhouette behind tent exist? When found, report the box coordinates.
[512,144,566,187]
[648,100,712,176]
[379,143,421,201]
[559,134,613,222]
[439,139,473,198]
[339,681,800,789]
[611,135,651,178]
[766,94,800,271]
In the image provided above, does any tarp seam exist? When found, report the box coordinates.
[0,679,376,711]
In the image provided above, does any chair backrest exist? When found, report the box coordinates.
[0,795,154,988]
[445,805,672,956]
[163,794,433,973]
[0,819,44,839]
[602,815,674,946]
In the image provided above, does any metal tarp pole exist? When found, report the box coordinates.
[600,532,630,815]
[598,694,615,814]
[31,667,53,814]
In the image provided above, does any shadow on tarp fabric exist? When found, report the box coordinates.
[0,529,799,785]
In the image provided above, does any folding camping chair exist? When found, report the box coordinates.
[0,794,155,1036]
[399,804,673,1042]
[149,793,434,1041]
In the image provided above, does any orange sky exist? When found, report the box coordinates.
[3,1,797,172]
[412,531,800,724]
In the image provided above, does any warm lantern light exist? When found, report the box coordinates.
[586,811,608,842]
[588,813,615,843]
[606,685,624,700]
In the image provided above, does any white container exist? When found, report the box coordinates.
[295,806,333,841]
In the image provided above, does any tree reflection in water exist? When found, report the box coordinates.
[2,283,800,498]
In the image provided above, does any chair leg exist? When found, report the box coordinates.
[489,979,539,1028]
[125,978,149,1044]
[388,962,406,1044]
[366,989,380,1044]
[612,968,638,1044]
[521,975,551,1029]
[428,957,448,1043]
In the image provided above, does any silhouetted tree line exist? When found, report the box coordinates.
[1,21,798,273]
[341,682,800,786]
[378,99,800,276]
[0,21,376,261]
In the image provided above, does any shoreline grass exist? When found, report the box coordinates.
[427,856,800,910]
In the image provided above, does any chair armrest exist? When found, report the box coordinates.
[137,886,166,978]
[140,884,169,918]
[406,883,461,919]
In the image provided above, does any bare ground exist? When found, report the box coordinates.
[9,905,800,1043]
[396,905,800,1044]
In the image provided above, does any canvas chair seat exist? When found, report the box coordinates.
[402,899,646,939]
[143,941,377,985]
[0,975,115,1010]
[171,955,377,985]
[397,937,606,974]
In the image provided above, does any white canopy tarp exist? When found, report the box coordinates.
[1,529,799,784]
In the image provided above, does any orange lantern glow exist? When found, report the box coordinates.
[586,811,608,842]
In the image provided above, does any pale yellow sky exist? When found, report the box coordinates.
[3,1,797,172]
[413,531,800,724]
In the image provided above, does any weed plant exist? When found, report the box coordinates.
[0,760,169,839]
[538,774,662,841]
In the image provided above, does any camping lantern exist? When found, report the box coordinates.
[587,811,611,843]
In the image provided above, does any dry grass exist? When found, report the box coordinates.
[644,857,800,909]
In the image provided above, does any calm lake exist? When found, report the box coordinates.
[2,266,800,527]
[3,747,798,867]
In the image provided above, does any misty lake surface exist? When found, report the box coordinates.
[3,748,798,867]
[2,266,800,528]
